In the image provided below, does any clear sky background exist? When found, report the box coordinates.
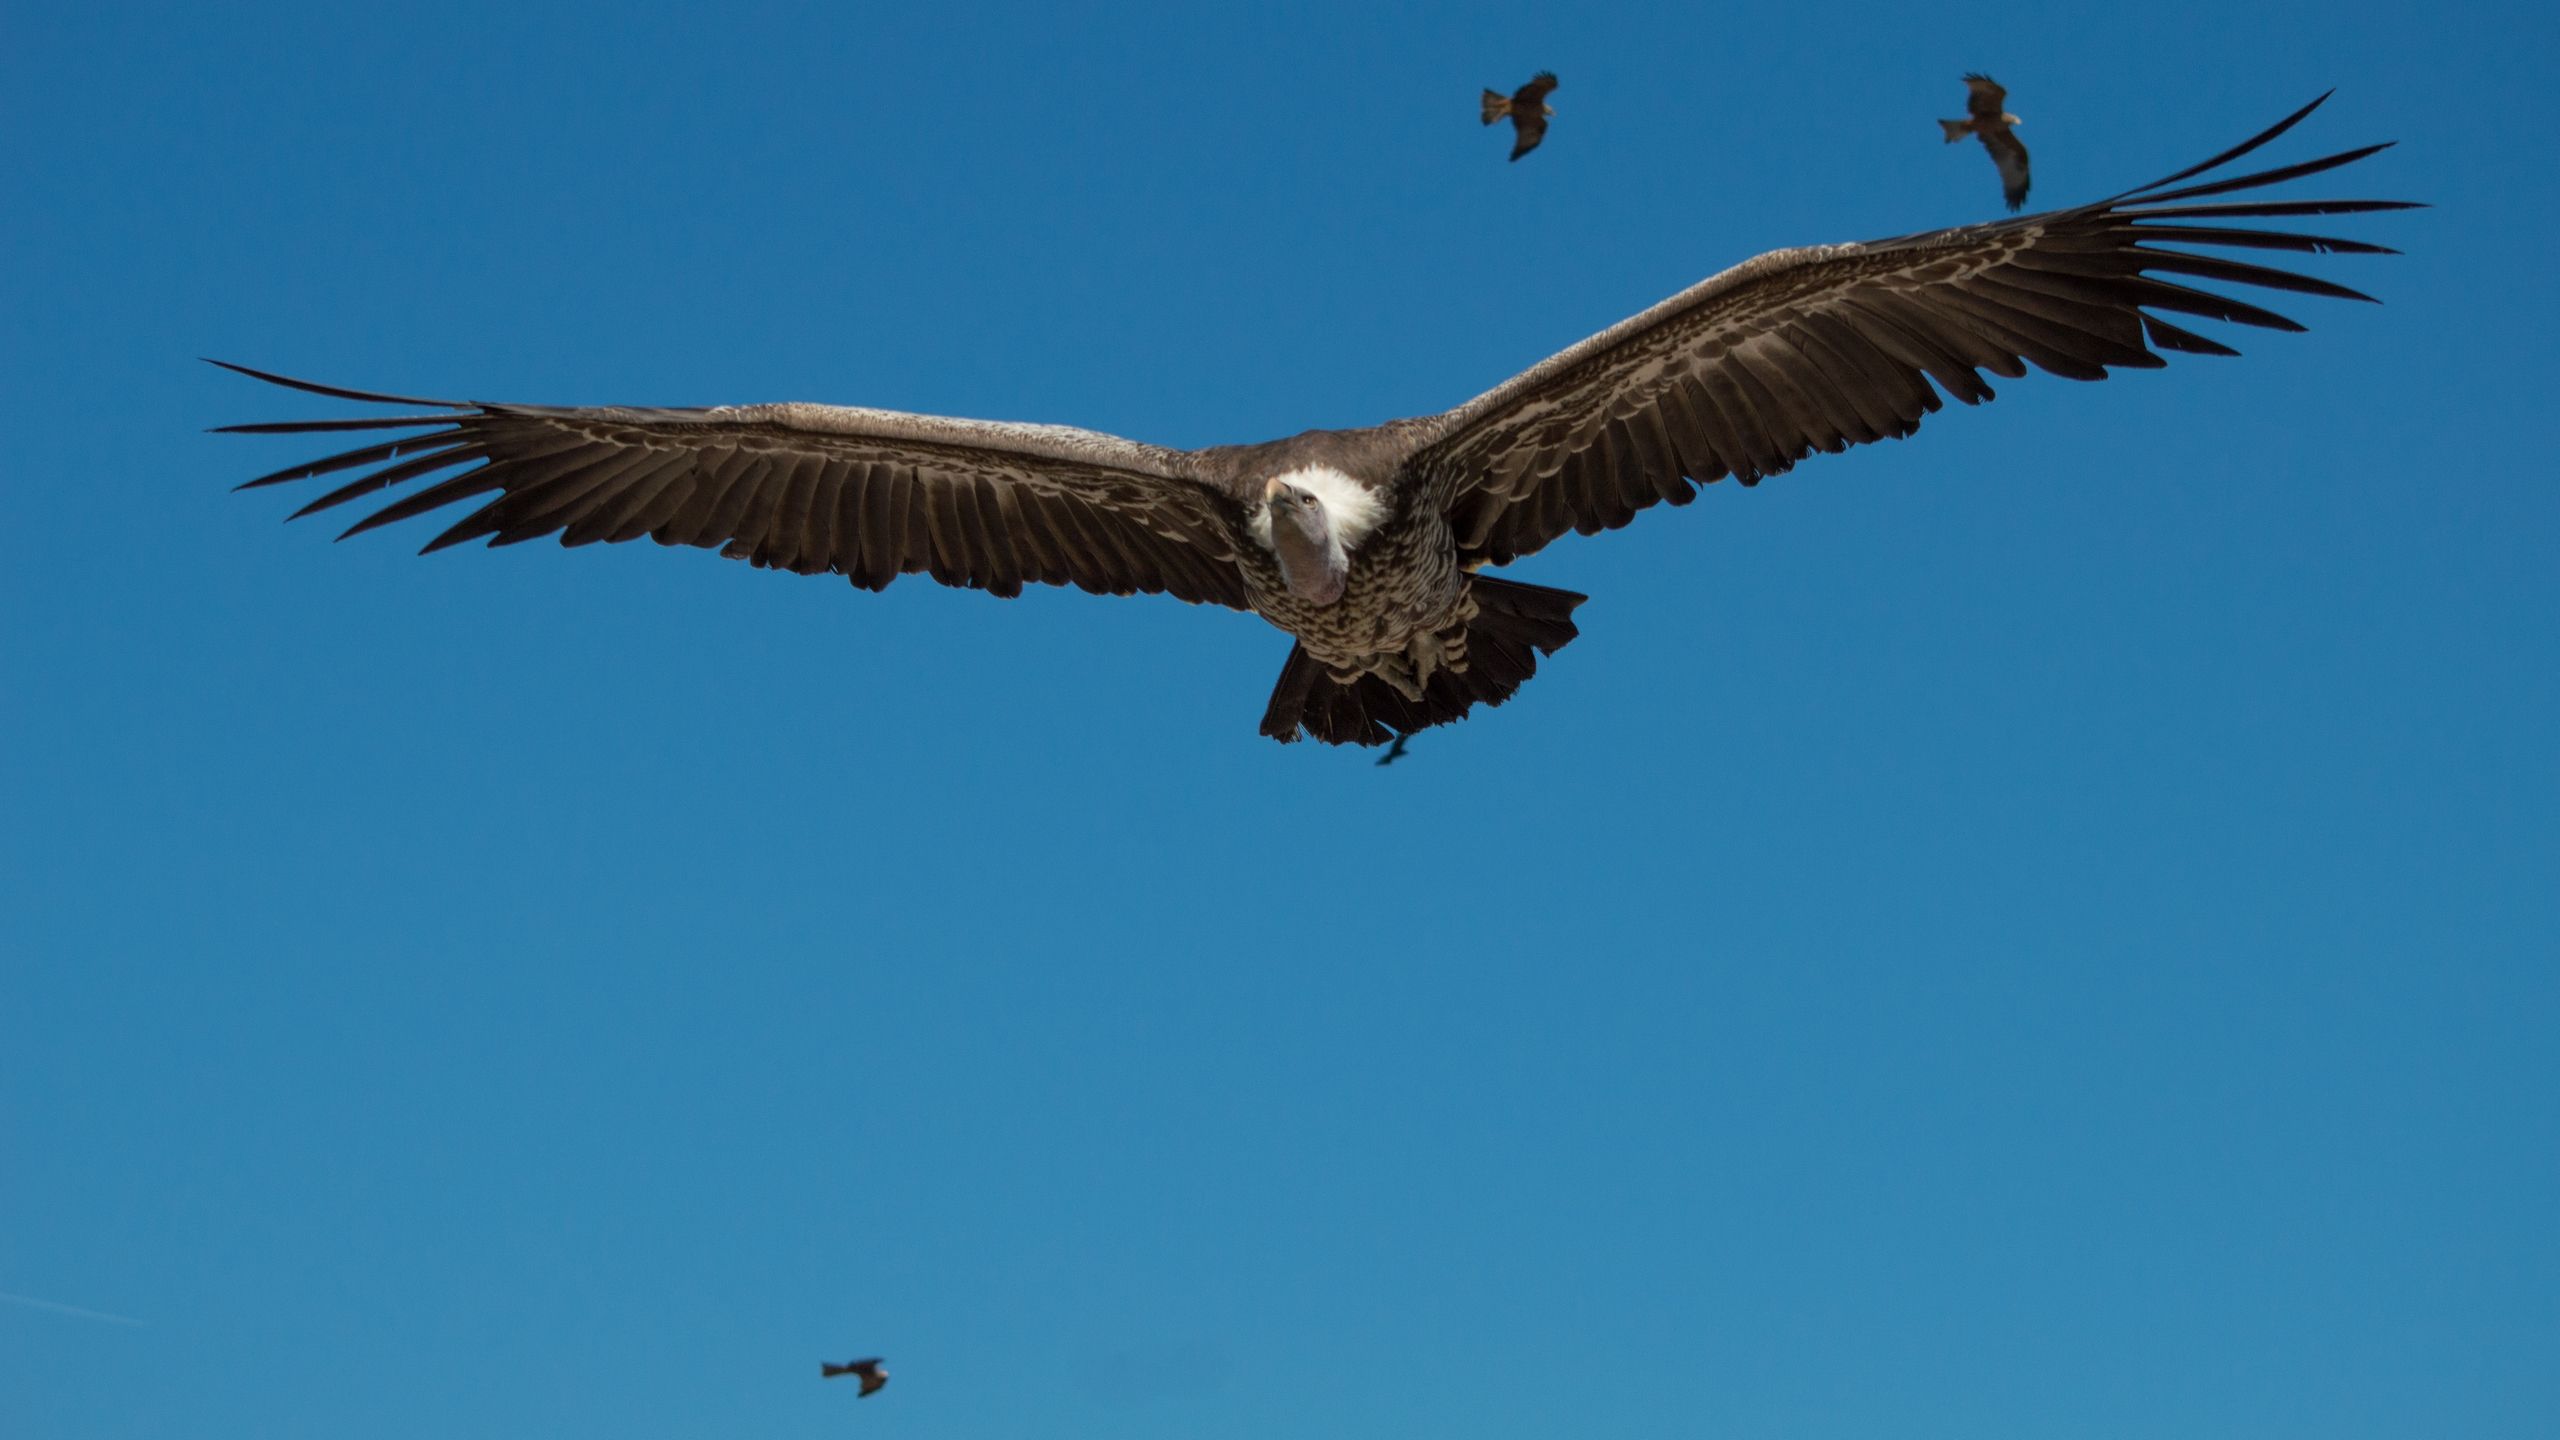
[4,2,2554,1436]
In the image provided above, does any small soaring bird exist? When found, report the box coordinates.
[1481,72,1558,161]
[1374,733,1412,768]
[822,1357,888,1396]
[1942,73,2031,210]
[219,95,2407,747]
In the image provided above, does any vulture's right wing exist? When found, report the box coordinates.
[218,364,1253,608]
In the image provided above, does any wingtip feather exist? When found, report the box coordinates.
[204,358,466,409]
[2114,91,2344,202]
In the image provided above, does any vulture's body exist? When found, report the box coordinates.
[221,96,2409,746]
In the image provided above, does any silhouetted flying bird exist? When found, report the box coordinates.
[1482,72,1558,161]
[1941,73,2031,210]
[822,1358,888,1396]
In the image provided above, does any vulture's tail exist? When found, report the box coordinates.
[1481,89,1511,124]
[1259,575,1586,746]
[1939,118,1974,143]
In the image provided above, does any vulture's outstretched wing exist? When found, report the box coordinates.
[218,363,1252,608]
[1413,94,2416,568]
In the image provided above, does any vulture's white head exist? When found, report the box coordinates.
[1250,466,1384,607]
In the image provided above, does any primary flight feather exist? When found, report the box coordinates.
[220,94,2411,747]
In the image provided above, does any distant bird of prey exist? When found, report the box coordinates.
[1942,73,2032,210]
[822,1358,888,1396]
[1375,733,1412,767]
[219,95,2409,747]
[1481,72,1558,161]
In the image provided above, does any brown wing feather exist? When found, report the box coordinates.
[1962,72,2008,120]
[1515,72,1558,105]
[1508,111,1550,161]
[1980,126,2033,211]
[1408,96,2411,568]
[217,364,1251,608]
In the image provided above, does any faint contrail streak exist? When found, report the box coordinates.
[0,1290,147,1326]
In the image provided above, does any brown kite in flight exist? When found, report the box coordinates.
[1942,73,2031,210]
[822,1357,888,1396]
[1482,72,1557,162]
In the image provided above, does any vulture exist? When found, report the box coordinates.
[822,1357,889,1396]
[1942,73,2032,210]
[1482,72,1559,161]
[1375,733,1413,768]
[219,94,2410,748]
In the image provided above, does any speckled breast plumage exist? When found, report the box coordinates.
[1237,503,1473,699]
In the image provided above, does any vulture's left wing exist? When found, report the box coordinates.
[1411,94,2415,568]
[218,364,1251,608]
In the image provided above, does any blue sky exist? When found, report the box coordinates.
[4,1,2554,1436]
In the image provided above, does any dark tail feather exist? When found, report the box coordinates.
[1258,575,1586,745]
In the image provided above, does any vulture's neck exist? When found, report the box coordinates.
[1271,514,1348,604]
[1252,465,1383,606]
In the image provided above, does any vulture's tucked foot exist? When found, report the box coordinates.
[1258,575,1585,745]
